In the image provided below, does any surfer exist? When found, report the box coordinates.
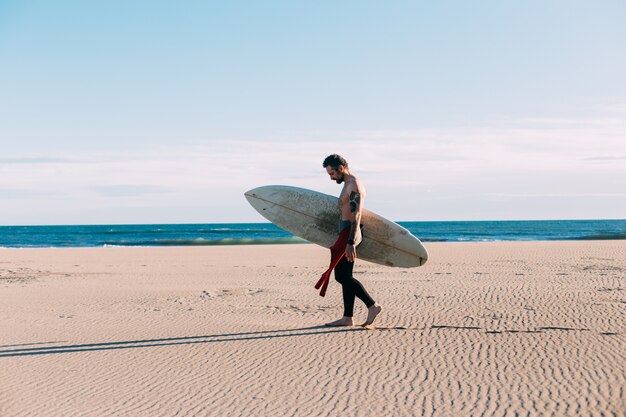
[321,154,382,327]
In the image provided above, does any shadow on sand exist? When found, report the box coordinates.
[0,326,365,358]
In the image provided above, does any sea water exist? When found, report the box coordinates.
[0,220,625,248]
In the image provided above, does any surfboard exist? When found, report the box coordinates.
[244,185,428,267]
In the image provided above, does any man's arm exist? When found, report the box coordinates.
[348,189,362,243]
[345,185,363,261]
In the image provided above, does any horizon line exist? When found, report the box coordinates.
[2,218,625,228]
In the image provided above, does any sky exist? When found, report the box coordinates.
[1,0,625,225]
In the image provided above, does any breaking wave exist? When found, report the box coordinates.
[103,237,309,247]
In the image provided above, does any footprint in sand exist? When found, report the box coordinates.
[201,288,267,299]
[597,287,623,293]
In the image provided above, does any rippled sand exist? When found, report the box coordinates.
[1,242,625,416]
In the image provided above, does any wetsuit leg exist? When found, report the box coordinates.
[334,257,375,317]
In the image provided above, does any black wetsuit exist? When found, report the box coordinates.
[335,220,375,317]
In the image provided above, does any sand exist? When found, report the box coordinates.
[1,241,625,416]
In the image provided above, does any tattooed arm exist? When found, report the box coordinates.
[345,184,364,262]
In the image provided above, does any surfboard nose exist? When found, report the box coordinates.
[244,185,273,197]
[245,186,279,209]
[244,186,268,200]
[244,185,291,201]
[244,189,260,207]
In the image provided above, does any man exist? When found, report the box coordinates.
[322,154,382,327]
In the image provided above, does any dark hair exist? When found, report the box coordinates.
[323,154,348,170]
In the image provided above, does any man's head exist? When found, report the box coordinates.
[323,154,349,184]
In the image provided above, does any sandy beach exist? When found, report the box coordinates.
[1,241,625,416]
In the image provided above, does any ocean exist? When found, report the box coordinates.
[1,220,625,248]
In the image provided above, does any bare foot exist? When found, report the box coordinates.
[325,316,354,327]
[362,304,382,326]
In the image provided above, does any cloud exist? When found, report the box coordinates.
[584,156,626,161]
[0,188,59,200]
[91,185,172,197]
[1,112,625,223]
[0,157,80,164]
[485,192,626,198]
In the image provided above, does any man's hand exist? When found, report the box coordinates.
[345,243,357,262]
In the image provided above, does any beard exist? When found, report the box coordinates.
[335,173,344,184]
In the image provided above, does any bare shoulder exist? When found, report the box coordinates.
[340,175,366,203]
[351,176,366,200]
[346,176,366,208]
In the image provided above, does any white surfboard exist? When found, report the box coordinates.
[244,185,428,267]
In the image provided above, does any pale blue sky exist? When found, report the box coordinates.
[1,1,625,225]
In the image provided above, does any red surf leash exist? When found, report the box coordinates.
[315,228,350,297]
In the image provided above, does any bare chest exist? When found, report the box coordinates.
[338,186,350,209]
